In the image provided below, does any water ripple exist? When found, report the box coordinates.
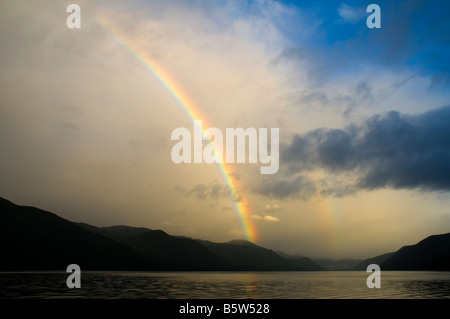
[0,271,449,299]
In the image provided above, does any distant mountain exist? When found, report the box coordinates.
[0,197,168,271]
[197,239,324,271]
[353,252,395,271]
[380,234,450,270]
[312,258,363,271]
[276,252,328,271]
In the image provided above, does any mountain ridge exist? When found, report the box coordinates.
[0,197,323,271]
[380,233,450,270]
[0,197,169,271]
[2,197,450,271]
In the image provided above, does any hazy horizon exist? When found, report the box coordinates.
[1,0,450,261]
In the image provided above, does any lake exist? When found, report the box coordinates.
[0,271,449,299]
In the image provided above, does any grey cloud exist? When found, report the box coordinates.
[253,175,316,200]
[430,72,450,91]
[176,181,236,202]
[318,178,357,198]
[286,79,384,117]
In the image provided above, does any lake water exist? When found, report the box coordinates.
[1,271,449,299]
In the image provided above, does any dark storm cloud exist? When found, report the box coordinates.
[282,127,358,172]
[282,105,450,194]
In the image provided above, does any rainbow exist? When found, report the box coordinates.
[318,197,342,255]
[96,15,257,242]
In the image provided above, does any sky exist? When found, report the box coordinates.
[1,0,449,259]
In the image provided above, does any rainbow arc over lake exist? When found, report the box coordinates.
[97,16,257,242]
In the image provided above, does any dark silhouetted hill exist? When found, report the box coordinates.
[115,228,231,270]
[0,197,168,271]
[197,239,324,271]
[77,223,152,242]
[380,233,450,270]
[5,196,449,271]
[353,252,395,270]
[77,224,230,270]
[6,198,322,271]
[78,224,324,271]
